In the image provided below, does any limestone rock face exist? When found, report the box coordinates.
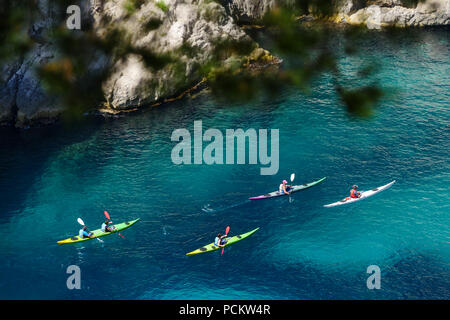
[97,0,251,110]
[220,0,449,28]
[0,0,61,127]
[344,0,450,29]
[0,43,64,127]
[0,61,21,125]
[367,0,404,7]
[219,0,279,23]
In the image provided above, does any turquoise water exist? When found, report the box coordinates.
[0,29,449,299]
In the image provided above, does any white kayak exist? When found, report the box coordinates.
[323,180,396,208]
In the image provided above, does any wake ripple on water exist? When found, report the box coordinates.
[201,200,251,213]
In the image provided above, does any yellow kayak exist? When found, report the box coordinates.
[57,219,140,245]
[186,228,259,256]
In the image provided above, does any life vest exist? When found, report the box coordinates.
[79,229,89,239]
[350,189,359,198]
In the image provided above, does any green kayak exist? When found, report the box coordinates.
[57,219,140,245]
[186,228,259,256]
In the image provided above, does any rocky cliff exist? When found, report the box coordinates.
[220,0,449,27]
[219,0,279,23]
[342,0,450,28]
[0,0,269,127]
[96,0,256,112]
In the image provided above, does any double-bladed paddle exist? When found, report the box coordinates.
[289,173,295,203]
[77,218,102,243]
[104,211,125,238]
[221,226,230,255]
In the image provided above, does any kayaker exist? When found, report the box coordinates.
[101,220,116,233]
[279,179,292,195]
[79,226,94,239]
[350,185,363,198]
[214,233,227,248]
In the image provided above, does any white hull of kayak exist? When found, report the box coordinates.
[323,180,396,208]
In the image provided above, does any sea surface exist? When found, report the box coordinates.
[0,29,449,299]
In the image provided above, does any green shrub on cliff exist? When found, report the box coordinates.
[156,1,169,12]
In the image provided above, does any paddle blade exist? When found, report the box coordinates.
[104,211,110,220]
[290,173,295,182]
[77,218,85,226]
[222,226,230,255]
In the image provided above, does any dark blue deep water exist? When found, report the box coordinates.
[0,29,449,299]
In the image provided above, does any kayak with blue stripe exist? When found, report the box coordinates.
[249,177,326,200]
